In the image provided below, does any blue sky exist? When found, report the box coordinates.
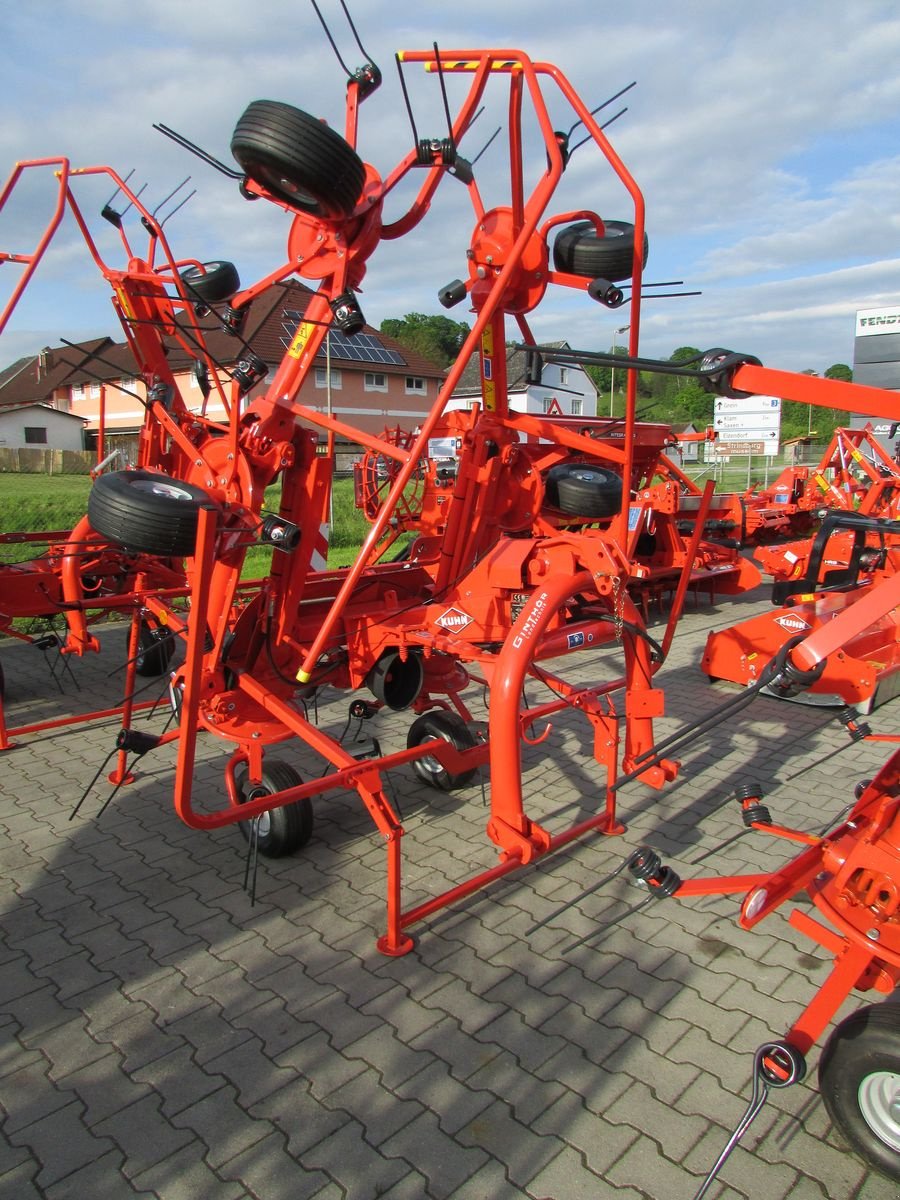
[2,0,899,376]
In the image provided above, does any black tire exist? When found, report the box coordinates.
[237,760,313,858]
[544,463,622,517]
[180,260,240,305]
[135,620,175,677]
[552,219,648,281]
[407,711,478,791]
[88,470,220,558]
[819,1002,900,1180]
[231,100,366,219]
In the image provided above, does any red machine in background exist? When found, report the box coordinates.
[703,424,900,547]
[703,427,900,712]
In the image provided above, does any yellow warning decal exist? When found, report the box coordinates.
[424,59,521,72]
[115,286,136,323]
[850,446,863,462]
[814,473,829,491]
[480,326,496,411]
[287,321,315,361]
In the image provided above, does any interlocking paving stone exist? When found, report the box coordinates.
[8,1098,119,1190]
[2,592,900,1199]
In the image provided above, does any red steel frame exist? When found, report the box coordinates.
[1,45,899,965]
[668,580,900,1060]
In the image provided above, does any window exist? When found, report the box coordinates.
[541,397,553,414]
[315,367,343,389]
[24,427,47,444]
[364,372,388,392]
[71,384,85,402]
[560,367,569,385]
[571,398,583,417]
[120,377,138,393]
[405,376,426,395]
[89,383,100,399]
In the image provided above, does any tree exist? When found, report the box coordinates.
[584,344,627,395]
[379,313,471,368]
[825,363,852,383]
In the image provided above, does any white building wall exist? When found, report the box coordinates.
[0,406,86,450]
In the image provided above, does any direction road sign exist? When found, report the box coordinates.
[712,439,767,456]
[714,395,781,416]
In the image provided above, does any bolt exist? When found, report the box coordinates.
[867,928,881,940]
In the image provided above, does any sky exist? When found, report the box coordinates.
[1,0,899,378]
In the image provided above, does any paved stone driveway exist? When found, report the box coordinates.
[0,581,897,1199]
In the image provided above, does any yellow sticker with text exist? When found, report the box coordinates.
[287,321,315,360]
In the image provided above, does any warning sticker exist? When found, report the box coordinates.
[287,321,315,360]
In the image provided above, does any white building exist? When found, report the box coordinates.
[448,341,597,419]
[0,402,87,451]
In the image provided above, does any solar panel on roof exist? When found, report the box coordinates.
[279,311,406,366]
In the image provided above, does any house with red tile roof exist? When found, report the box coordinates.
[0,281,447,455]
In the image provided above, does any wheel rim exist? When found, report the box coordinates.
[416,731,451,777]
[858,1070,900,1151]
[418,752,445,777]
[245,786,272,837]
[132,479,196,502]
[262,168,317,208]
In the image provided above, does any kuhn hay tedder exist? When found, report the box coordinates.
[3,20,900,1190]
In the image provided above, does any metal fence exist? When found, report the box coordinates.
[0,448,95,475]
[684,443,832,492]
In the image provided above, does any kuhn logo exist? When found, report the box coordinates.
[774,615,810,632]
[436,607,473,631]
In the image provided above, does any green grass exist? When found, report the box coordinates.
[0,473,92,534]
[0,473,372,570]
[0,458,791,573]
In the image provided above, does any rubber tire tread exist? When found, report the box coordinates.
[88,470,219,558]
[545,463,622,517]
[181,260,240,305]
[818,1002,900,1181]
[231,100,365,219]
[407,711,478,791]
[238,760,314,857]
[135,620,175,677]
[553,219,648,281]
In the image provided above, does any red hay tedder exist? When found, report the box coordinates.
[3,25,900,1188]
[703,427,900,713]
